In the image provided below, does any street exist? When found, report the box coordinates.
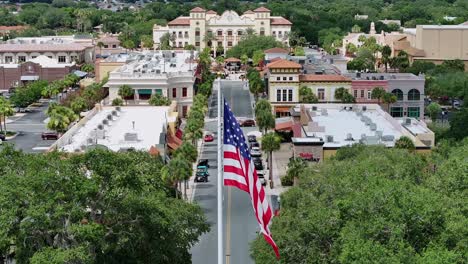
[191,80,259,264]
[1,101,55,153]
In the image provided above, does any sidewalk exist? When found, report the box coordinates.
[265,143,292,196]
[183,138,203,202]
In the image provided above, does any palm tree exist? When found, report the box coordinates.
[395,136,415,151]
[96,41,105,56]
[382,92,397,112]
[161,156,192,199]
[0,98,15,135]
[261,132,281,189]
[118,85,134,105]
[42,81,61,101]
[256,110,275,135]
[203,31,216,48]
[381,45,392,72]
[371,86,386,104]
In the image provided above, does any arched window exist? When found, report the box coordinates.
[259,27,265,36]
[237,30,243,36]
[217,30,223,36]
[408,89,420,101]
[391,89,403,101]
[227,30,233,36]
[195,27,200,36]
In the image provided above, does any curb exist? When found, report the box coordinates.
[5,132,19,140]
[188,139,204,203]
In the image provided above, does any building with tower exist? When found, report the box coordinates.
[153,7,292,53]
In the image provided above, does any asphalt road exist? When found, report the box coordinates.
[191,80,258,264]
[2,101,55,153]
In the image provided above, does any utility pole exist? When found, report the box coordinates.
[216,78,224,264]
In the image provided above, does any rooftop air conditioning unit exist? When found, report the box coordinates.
[87,138,94,144]
[107,114,113,120]
[356,72,361,78]
[98,124,104,130]
[116,106,121,111]
[312,106,317,111]
[326,135,334,143]
[380,75,384,80]
[346,133,353,141]
[102,120,108,125]
[405,118,411,125]
[362,106,367,111]
[112,110,117,116]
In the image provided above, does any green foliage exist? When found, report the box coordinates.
[252,50,265,66]
[70,96,87,114]
[226,35,284,58]
[254,99,272,117]
[395,136,415,150]
[256,110,275,134]
[282,158,306,186]
[0,147,209,263]
[447,108,468,140]
[0,97,15,133]
[318,27,343,55]
[426,102,442,122]
[334,87,355,103]
[10,80,47,108]
[371,86,386,103]
[81,63,94,73]
[426,71,468,100]
[247,68,265,98]
[140,34,154,48]
[294,46,305,56]
[122,39,136,50]
[148,93,171,106]
[251,144,468,263]
[118,85,134,105]
[299,86,319,103]
[46,105,77,132]
[111,98,123,106]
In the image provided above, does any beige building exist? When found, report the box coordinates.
[395,25,468,69]
[153,6,292,53]
[96,33,124,58]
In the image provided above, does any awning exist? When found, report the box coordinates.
[167,133,182,150]
[275,117,294,131]
[275,106,292,113]
[138,89,152,95]
[20,75,39,81]
[73,70,88,78]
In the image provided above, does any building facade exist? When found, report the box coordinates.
[96,33,124,58]
[153,7,292,52]
[107,51,197,117]
[346,73,425,119]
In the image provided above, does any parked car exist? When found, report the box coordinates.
[195,166,209,182]
[0,133,5,142]
[257,170,265,178]
[41,132,59,140]
[259,177,267,186]
[247,135,257,142]
[239,119,255,127]
[250,141,260,149]
[204,133,214,142]
[251,146,262,157]
[254,161,264,171]
[197,159,210,168]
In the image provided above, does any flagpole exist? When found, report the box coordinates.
[216,77,224,264]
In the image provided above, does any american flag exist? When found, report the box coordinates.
[223,100,280,259]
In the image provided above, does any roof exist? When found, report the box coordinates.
[0,25,28,31]
[299,74,351,82]
[270,17,293,25]
[190,6,206,12]
[0,43,89,52]
[243,10,254,14]
[265,59,301,69]
[253,6,270,12]
[460,21,468,25]
[168,17,190,26]
[29,55,74,68]
[206,10,217,14]
[225,57,241,63]
[404,46,425,57]
[97,35,120,43]
[264,47,289,54]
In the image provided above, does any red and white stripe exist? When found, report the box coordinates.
[223,145,280,259]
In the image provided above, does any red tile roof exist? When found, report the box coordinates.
[190,7,206,12]
[0,25,28,31]
[299,74,351,82]
[168,17,190,26]
[243,10,254,14]
[264,47,289,54]
[254,6,270,12]
[270,17,293,25]
[265,59,301,69]
[206,10,217,14]
[0,43,90,52]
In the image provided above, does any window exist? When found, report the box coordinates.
[195,31,200,36]
[408,89,420,101]
[185,42,188,46]
[392,89,403,101]
[178,42,182,47]
[282,90,287,101]
[217,30,223,36]
[112,44,117,48]
[18,56,26,63]
[32,56,37,59]
[318,89,325,100]
[276,90,281,101]
[182,105,188,117]
[48,56,52,59]
[278,31,282,36]
[227,30,232,36]
[5,56,12,63]
[182,87,187,97]
[172,88,177,98]
[195,21,199,25]
[283,77,287,81]
[58,56,66,63]
[178,31,182,38]
[390,107,403,117]
[367,90,372,100]
[104,45,109,48]
[360,90,364,98]
[261,21,264,25]
[195,42,200,47]
[237,31,242,36]
[70,55,78,62]
[272,31,276,36]
[354,90,358,98]
[185,31,188,37]
[408,107,420,118]
[217,41,222,47]
[227,41,232,47]
[276,77,281,81]
[289,77,293,81]
[260,30,265,36]
[288,89,293,101]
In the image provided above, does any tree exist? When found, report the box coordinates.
[447,108,468,140]
[226,35,283,58]
[247,68,265,100]
[111,98,123,106]
[240,54,248,65]
[382,92,397,112]
[184,44,196,51]
[426,102,442,122]
[174,141,198,163]
[254,99,272,117]
[81,63,94,73]
[0,97,14,134]
[148,93,171,106]
[41,81,62,101]
[140,35,154,49]
[251,144,467,263]
[261,132,281,189]
[70,96,87,114]
[252,50,265,66]
[215,56,225,65]
[299,86,319,103]
[351,24,361,33]
[395,136,415,150]
[46,105,77,133]
[96,41,105,55]
[335,87,355,103]
[0,147,209,263]
[334,87,347,101]
[161,155,192,199]
[390,51,409,71]
[282,158,306,186]
[256,110,275,135]
[371,86,386,104]
[118,85,134,105]
[381,45,392,72]
[203,30,216,48]
[159,32,173,50]
[345,43,357,55]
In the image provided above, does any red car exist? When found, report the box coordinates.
[239,119,256,127]
[204,134,214,142]
[41,132,59,140]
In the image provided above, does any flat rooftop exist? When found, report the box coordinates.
[294,104,431,148]
[0,35,93,52]
[344,72,424,81]
[60,106,176,152]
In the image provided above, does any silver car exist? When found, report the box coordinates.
[250,146,262,157]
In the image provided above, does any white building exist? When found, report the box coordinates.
[0,35,95,64]
[153,6,292,53]
[107,50,197,117]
